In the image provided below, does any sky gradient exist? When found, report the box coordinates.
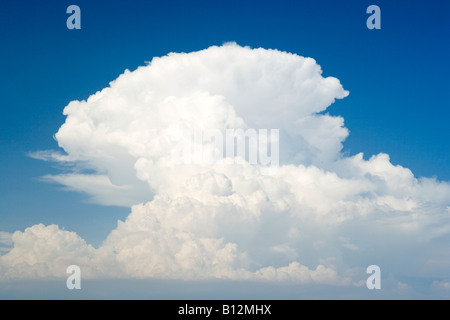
[0,0,449,299]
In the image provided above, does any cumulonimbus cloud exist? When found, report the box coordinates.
[2,43,450,288]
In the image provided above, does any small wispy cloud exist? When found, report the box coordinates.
[0,232,13,255]
[28,150,72,163]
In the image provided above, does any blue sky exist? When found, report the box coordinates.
[0,0,449,299]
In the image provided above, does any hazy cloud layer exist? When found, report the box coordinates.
[1,44,449,291]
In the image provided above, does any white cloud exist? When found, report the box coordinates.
[2,43,449,288]
[0,224,102,280]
